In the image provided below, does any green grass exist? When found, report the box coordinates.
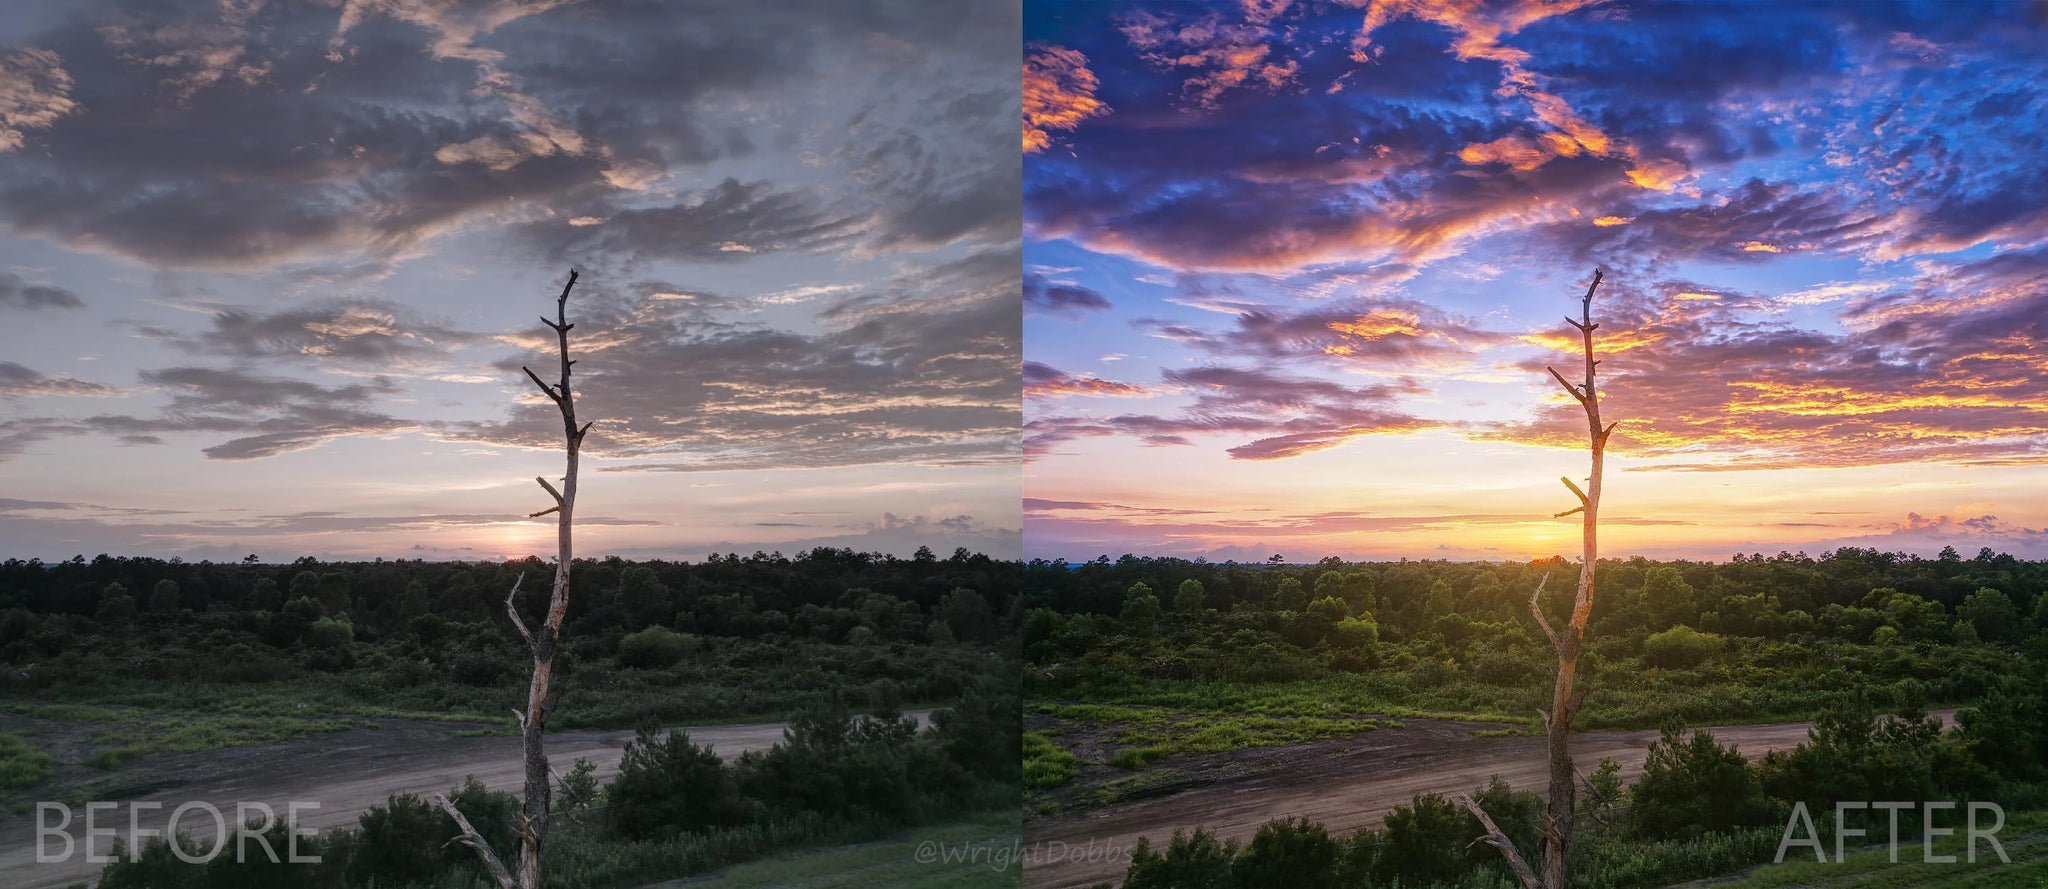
[1031,635,2026,736]
[1040,700,1396,764]
[5,701,358,757]
[1086,768,1191,806]
[660,808,1022,889]
[1684,809,2048,888]
[0,732,53,790]
[1023,732,1079,789]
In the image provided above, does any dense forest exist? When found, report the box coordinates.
[1024,547,2048,727]
[0,546,1019,726]
[1023,548,2048,888]
[1,547,1022,889]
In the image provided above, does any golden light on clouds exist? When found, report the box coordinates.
[1725,381,2048,417]
[1592,215,1633,226]
[1024,46,1110,154]
[1326,309,1425,341]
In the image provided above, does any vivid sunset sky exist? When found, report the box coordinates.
[1022,0,2048,562]
[0,0,1020,562]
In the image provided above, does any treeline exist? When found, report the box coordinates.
[4,545,1015,640]
[1027,547,2046,646]
[0,547,1020,726]
[1023,549,2048,730]
[1101,686,2048,889]
[100,690,1021,889]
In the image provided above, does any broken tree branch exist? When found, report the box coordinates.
[1460,793,1541,889]
[1547,367,1586,403]
[1559,476,1589,505]
[522,367,560,402]
[432,793,516,889]
[1528,572,1559,652]
[505,573,533,650]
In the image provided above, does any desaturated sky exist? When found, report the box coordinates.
[0,0,1021,562]
[1022,0,2048,562]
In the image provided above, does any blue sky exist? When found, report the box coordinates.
[1022,0,2048,562]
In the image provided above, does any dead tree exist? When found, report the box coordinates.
[435,269,592,889]
[1462,269,1610,889]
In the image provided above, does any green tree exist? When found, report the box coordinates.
[1121,585,1163,636]
[936,588,994,642]
[616,566,669,628]
[94,583,135,627]
[1272,576,1307,612]
[1313,571,1345,606]
[1306,595,1347,624]
[1959,587,2021,643]
[1639,566,1695,629]
[1341,571,1377,614]
[315,572,352,616]
[1174,578,1207,613]
[249,577,281,611]
[148,579,180,614]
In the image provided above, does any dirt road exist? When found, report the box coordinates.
[1024,710,1956,889]
[0,710,929,889]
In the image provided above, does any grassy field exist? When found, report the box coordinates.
[1681,809,2048,888]
[655,808,1022,889]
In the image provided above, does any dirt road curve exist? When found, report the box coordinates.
[0,711,929,889]
[1025,710,1956,889]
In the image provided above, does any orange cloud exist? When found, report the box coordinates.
[1023,361,1148,400]
[1120,10,1299,109]
[1346,0,1691,191]
[1024,46,1111,154]
[1326,309,1425,341]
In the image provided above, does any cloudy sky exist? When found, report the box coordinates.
[0,0,1020,562]
[1022,0,2048,562]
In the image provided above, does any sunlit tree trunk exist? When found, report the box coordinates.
[1464,269,1612,889]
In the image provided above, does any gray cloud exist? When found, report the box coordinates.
[0,272,84,310]
[445,247,1021,471]
[1023,271,1112,317]
[137,301,479,367]
[0,361,114,398]
[1026,364,1435,461]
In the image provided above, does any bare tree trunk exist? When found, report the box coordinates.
[437,269,591,889]
[1465,269,1610,889]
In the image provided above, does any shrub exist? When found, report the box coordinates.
[1123,828,1238,889]
[303,617,353,650]
[447,650,506,686]
[1631,727,1769,841]
[1232,817,1346,889]
[1642,625,1726,669]
[618,625,691,669]
[735,702,924,821]
[607,727,751,840]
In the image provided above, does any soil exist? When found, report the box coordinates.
[0,709,928,889]
[1022,709,1956,889]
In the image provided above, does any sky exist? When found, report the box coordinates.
[0,0,1021,563]
[1021,0,2048,563]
